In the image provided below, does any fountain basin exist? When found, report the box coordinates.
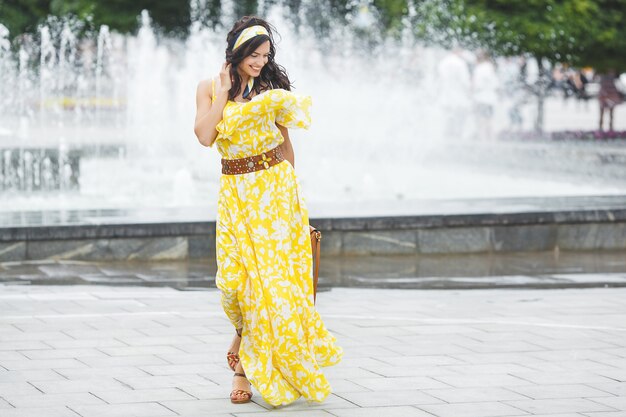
[1,195,625,262]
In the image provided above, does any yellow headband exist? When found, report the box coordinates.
[233,25,269,50]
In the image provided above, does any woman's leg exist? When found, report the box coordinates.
[231,355,252,401]
[599,106,605,131]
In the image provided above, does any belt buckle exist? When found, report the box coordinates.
[258,152,272,169]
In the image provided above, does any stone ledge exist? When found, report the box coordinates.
[3,208,626,242]
[1,220,625,261]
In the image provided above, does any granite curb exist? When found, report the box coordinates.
[2,207,626,261]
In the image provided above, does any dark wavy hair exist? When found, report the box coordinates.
[225,16,292,101]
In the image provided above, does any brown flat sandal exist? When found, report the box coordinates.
[230,372,252,404]
[226,329,242,371]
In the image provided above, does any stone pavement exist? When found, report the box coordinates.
[0,284,625,417]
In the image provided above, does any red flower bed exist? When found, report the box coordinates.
[499,130,626,141]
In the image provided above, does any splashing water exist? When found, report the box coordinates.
[0,2,624,215]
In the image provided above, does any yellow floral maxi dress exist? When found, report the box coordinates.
[211,85,343,406]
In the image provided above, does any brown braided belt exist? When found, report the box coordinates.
[221,146,285,175]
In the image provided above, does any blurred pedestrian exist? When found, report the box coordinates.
[437,48,471,139]
[500,56,525,130]
[472,51,498,140]
[598,69,624,131]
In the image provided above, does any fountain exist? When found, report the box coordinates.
[0,1,625,214]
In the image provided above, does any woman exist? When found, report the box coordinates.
[193,16,342,406]
[598,70,624,132]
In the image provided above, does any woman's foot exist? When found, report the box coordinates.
[230,361,252,404]
[226,329,242,371]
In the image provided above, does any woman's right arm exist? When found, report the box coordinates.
[194,64,231,147]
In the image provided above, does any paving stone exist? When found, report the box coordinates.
[98,346,186,357]
[0,369,66,382]
[137,326,215,337]
[521,359,619,372]
[438,363,537,375]
[349,376,450,391]
[90,388,195,404]
[328,379,373,393]
[327,406,435,417]
[422,387,528,403]
[529,415,590,417]
[154,352,218,365]
[2,284,626,417]
[530,338,621,350]
[115,336,200,347]
[160,398,264,414]
[589,397,626,411]
[233,410,334,417]
[0,406,81,417]
[0,341,52,351]
[20,348,107,360]
[69,402,178,417]
[0,358,88,371]
[0,331,72,342]
[118,374,219,390]
[2,392,105,408]
[175,384,230,400]
[77,355,169,368]
[252,393,357,411]
[590,382,626,396]
[452,339,547,353]
[431,373,530,388]
[417,401,528,417]
[597,370,626,382]
[358,364,460,377]
[322,366,381,379]
[378,354,464,367]
[0,397,12,408]
[504,398,616,414]
[511,371,617,385]
[44,339,128,349]
[32,378,130,394]
[139,364,222,376]
[54,366,150,380]
[335,390,442,407]
[0,382,44,396]
[0,351,27,361]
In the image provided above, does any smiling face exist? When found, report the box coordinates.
[238,40,270,78]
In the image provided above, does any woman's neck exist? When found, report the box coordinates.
[237,70,250,87]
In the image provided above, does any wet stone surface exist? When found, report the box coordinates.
[2,250,626,290]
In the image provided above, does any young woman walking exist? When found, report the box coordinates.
[194,16,342,406]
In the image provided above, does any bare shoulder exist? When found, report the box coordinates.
[196,78,215,94]
[196,77,220,104]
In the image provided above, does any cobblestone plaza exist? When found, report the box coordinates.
[1,282,625,416]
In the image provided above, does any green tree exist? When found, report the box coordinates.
[0,0,193,38]
[57,0,191,36]
[573,0,626,72]
[413,0,626,132]
[373,0,408,35]
[0,0,51,35]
